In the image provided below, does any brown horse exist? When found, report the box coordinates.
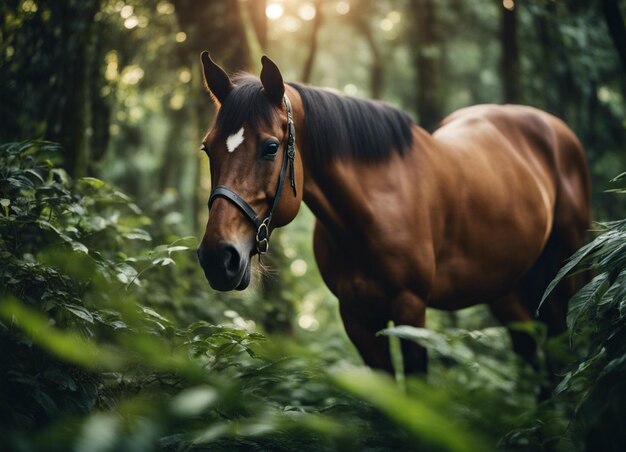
[196,53,590,374]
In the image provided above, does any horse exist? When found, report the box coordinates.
[196,53,591,374]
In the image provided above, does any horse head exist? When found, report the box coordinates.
[196,53,304,291]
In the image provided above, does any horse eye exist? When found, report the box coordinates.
[261,141,279,159]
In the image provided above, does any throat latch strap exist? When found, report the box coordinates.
[208,94,297,256]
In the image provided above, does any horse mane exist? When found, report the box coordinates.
[290,82,414,163]
[215,74,414,163]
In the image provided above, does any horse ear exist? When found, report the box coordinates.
[260,55,285,106]
[200,51,233,105]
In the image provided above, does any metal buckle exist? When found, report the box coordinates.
[256,219,270,255]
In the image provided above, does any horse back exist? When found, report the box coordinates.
[435,104,588,217]
[425,104,590,307]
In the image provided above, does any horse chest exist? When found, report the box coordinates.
[313,211,436,300]
[336,274,386,304]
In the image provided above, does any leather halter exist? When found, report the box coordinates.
[208,94,297,256]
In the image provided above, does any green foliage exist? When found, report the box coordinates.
[3,141,626,451]
[381,325,549,447]
[0,141,498,451]
[334,370,486,452]
[537,175,626,450]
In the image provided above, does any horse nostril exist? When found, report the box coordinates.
[219,243,241,277]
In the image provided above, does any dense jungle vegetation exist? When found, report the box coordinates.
[1,0,626,450]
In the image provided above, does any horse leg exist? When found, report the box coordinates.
[493,228,575,369]
[391,291,428,375]
[340,292,428,375]
[339,302,394,373]
[488,292,538,370]
[535,229,587,338]
[313,223,394,371]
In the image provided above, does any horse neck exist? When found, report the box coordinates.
[298,125,441,241]
[285,84,446,239]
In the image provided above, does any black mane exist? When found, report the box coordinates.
[290,83,414,163]
[215,75,415,163]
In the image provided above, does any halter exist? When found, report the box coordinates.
[208,94,297,256]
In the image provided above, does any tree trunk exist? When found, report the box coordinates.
[159,108,187,191]
[88,20,112,169]
[354,17,384,99]
[172,0,251,72]
[601,0,626,72]
[500,1,520,103]
[248,0,268,52]
[408,0,442,131]
[172,0,252,232]
[301,0,324,83]
[367,34,384,100]
[48,1,101,177]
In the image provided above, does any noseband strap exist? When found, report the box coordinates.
[208,94,297,256]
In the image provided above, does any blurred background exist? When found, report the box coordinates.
[2,0,625,219]
[2,0,625,330]
[1,0,626,450]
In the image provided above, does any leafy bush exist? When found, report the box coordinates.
[2,141,626,451]
[537,173,626,451]
[0,141,195,439]
[0,142,484,451]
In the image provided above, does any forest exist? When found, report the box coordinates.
[1,0,626,450]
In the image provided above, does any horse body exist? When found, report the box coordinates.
[197,54,590,374]
[298,96,589,372]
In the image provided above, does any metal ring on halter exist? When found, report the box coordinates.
[256,219,270,254]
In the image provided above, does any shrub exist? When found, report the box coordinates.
[538,172,626,451]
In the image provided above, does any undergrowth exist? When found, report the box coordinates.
[0,141,624,451]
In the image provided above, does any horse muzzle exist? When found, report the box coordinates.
[197,241,251,291]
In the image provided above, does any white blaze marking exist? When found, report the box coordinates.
[226,127,245,153]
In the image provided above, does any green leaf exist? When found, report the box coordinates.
[567,273,609,335]
[381,325,474,363]
[0,198,9,216]
[24,168,45,183]
[78,177,106,189]
[333,370,485,452]
[38,220,74,244]
[75,412,120,452]
[537,234,609,314]
[153,257,175,267]
[71,241,89,254]
[125,228,151,241]
[141,306,170,323]
[170,386,218,417]
[64,304,94,323]
[166,245,190,253]
[116,263,138,284]
[0,297,120,370]
[32,389,59,417]
[43,368,77,391]
[610,171,626,182]
[192,424,230,445]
